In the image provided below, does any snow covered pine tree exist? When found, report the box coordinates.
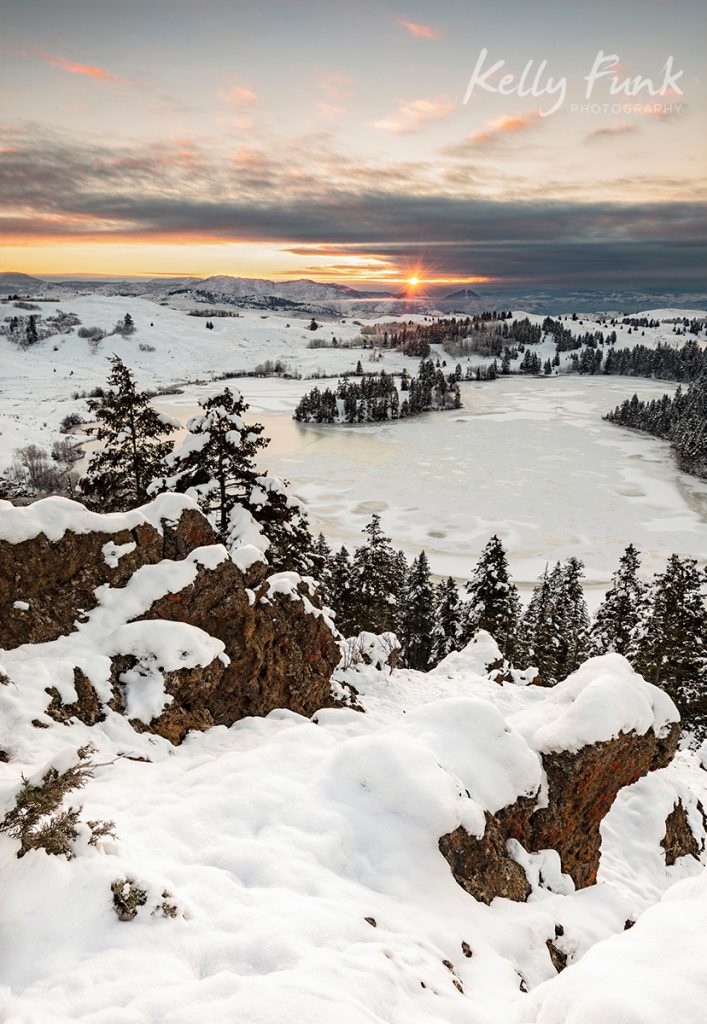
[81,356,176,512]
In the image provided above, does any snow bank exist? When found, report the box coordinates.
[0,638,705,1023]
[527,869,707,1024]
[0,492,200,545]
[511,654,679,754]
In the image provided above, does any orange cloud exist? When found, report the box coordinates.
[468,112,541,145]
[16,48,128,83]
[220,84,258,109]
[373,95,454,134]
[396,18,442,40]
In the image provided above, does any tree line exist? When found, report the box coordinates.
[605,375,707,480]
[293,360,461,424]
[316,524,706,737]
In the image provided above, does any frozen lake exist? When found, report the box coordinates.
[153,375,707,603]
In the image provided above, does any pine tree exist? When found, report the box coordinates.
[391,549,410,634]
[517,564,563,684]
[351,515,400,634]
[431,577,462,665]
[518,559,590,684]
[151,387,267,542]
[249,476,316,574]
[592,544,647,657]
[400,551,435,670]
[81,356,175,512]
[635,555,707,734]
[311,533,332,580]
[322,546,357,636]
[25,316,39,347]
[461,535,520,658]
[554,557,591,680]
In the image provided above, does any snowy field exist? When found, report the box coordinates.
[2,626,706,1024]
[152,374,707,603]
[2,293,706,600]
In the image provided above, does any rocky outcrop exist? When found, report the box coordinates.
[661,799,705,865]
[439,801,536,905]
[531,724,680,888]
[141,563,342,727]
[0,495,341,744]
[438,649,682,902]
[0,497,214,648]
[439,723,680,900]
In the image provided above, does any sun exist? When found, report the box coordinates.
[408,276,419,286]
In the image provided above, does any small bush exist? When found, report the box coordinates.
[152,890,179,919]
[0,744,115,859]
[60,412,85,433]
[112,879,148,921]
[252,358,289,376]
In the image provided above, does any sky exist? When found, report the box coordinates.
[0,0,705,290]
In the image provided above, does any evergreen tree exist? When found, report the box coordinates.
[391,549,410,634]
[461,535,520,658]
[151,387,267,542]
[635,555,707,734]
[400,551,435,670]
[81,356,175,512]
[25,316,39,347]
[554,556,591,679]
[517,564,563,683]
[311,532,332,580]
[322,546,357,636]
[518,559,590,684]
[431,577,462,665]
[249,476,316,574]
[591,544,647,657]
[351,515,401,634]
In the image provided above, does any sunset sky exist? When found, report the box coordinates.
[1,0,705,289]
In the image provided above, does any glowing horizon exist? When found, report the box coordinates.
[1,0,704,290]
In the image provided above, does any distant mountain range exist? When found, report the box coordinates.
[0,272,387,301]
[1,272,704,317]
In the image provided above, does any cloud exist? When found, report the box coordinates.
[0,125,704,287]
[468,112,541,145]
[396,19,441,40]
[586,123,640,142]
[372,95,454,134]
[219,84,258,109]
[13,48,129,83]
[318,73,352,99]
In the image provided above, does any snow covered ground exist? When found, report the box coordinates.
[1,632,705,1024]
[2,294,706,602]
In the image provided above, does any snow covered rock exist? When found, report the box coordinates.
[0,495,341,746]
[437,653,681,899]
[0,494,213,648]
